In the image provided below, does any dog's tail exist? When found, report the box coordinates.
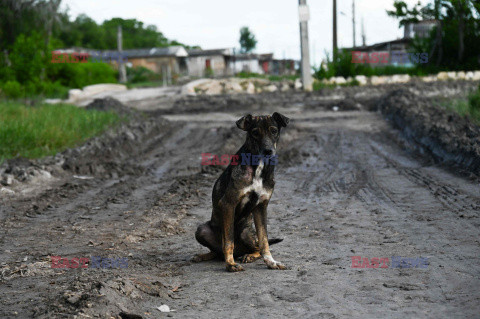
[268,238,284,245]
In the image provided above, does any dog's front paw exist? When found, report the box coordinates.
[239,253,262,263]
[226,263,245,272]
[264,256,287,270]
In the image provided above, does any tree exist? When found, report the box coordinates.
[387,0,480,70]
[239,27,257,53]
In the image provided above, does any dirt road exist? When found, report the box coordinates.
[1,85,480,318]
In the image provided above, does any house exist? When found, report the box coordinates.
[267,59,298,76]
[345,20,437,67]
[229,53,273,74]
[404,20,438,39]
[186,48,232,77]
[121,46,189,76]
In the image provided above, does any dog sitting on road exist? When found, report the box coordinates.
[193,112,289,272]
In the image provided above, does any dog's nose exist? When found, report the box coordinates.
[264,149,273,155]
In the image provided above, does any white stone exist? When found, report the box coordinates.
[332,77,346,85]
[472,71,480,81]
[82,84,126,96]
[195,80,223,95]
[422,76,437,82]
[371,76,387,85]
[280,83,290,92]
[263,84,278,93]
[180,79,212,95]
[354,75,368,86]
[68,89,83,102]
[437,72,449,81]
[391,74,410,83]
[456,71,466,80]
[157,305,170,313]
[447,72,457,80]
[294,78,303,90]
[246,82,255,94]
[224,81,243,93]
[44,98,63,104]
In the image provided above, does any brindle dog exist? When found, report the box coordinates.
[193,112,289,272]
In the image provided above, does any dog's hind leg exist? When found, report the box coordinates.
[236,220,262,263]
[192,222,221,262]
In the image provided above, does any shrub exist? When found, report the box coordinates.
[468,88,480,120]
[9,33,45,85]
[48,62,117,88]
[2,81,23,98]
[40,81,70,99]
[126,66,161,83]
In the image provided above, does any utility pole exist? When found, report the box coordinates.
[352,0,356,48]
[298,0,313,91]
[117,25,127,83]
[333,0,338,61]
[361,17,366,47]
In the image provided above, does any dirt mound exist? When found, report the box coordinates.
[378,89,480,174]
[86,97,136,116]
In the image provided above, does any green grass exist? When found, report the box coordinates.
[439,89,480,125]
[126,81,164,89]
[0,101,121,162]
[312,79,360,91]
[235,72,299,82]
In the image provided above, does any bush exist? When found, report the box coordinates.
[468,88,480,121]
[9,33,45,85]
[48,62,118,88]
[2,81,23,98]
[40,81,70,99]
[126,66,161,83]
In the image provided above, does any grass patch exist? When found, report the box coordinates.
[0,101,121,161]
[236,72,299,82]
[439,89,480,125]
[126,81,164,89]
[312,79,360,91]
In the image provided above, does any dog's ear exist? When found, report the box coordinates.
[272,112,290,127]
[236,114,253,131]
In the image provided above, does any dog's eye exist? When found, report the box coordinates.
[251,129,260,138]
[269,127,278,135]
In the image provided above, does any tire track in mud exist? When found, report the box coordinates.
[369,140,480,219]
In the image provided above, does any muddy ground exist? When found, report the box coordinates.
[1,81,480,318]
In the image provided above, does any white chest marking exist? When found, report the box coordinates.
[240,161,271,200]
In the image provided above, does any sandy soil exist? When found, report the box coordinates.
[1,82,479,318]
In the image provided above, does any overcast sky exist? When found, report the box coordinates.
[61,0,427,66]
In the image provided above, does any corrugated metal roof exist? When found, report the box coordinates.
[187,48,231,56]
[120,46,188,58]
[54,46,188,58]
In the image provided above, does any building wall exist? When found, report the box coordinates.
[129,57,180,74]
[231,59,263,74]
[186,55,228,77]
